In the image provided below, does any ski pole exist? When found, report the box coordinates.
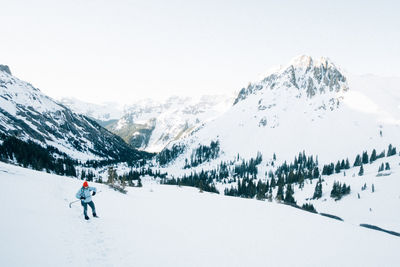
[69,199,80,208]
[69,190,102,208]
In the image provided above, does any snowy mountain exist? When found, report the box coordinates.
[59,97,123,124]
[158,55,400,170]
[1,161,399,267]
[0,65,146,161]
[110,95,234,152]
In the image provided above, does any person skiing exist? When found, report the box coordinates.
[76,181,98,220]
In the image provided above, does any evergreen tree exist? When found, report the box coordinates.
[335,161,341,173]
[385,162,390,170]
[387,144,397,157]
[345,158,350,169]
[284,184,296,204]
[362,151,369,164]
[353,154,361,167]
[370,149,377,163]
[313,167,320,179]
[270,177,276,188]
[276,184,284,201]
[378,163,384,172]
[312,179,323,199]
[340,159,345,169]
[81,170,86,180]
[358,164,364,176]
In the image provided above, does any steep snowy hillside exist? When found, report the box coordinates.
[108,95,234,152]
[0,65,145,161]
[159,55,400,169]
[0,161,399,267]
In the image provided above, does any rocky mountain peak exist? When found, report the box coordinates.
[234,55,348,104]
[0,65,11,75]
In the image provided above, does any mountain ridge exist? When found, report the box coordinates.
[0,67,148,162]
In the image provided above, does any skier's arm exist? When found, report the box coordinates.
[76,189,83,199]
[89,187,97,193]
[89,186,97,196]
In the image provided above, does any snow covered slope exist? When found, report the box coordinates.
[0,161,399,267]
[161,55,400,168]
[0,65,144,161]
[294,153,400,232]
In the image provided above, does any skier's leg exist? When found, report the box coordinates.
[89,201,97,216]
[82,201,89,218]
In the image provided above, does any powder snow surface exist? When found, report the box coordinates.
[0,162,399,267]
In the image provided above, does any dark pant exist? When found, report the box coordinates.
[81,201,96,217]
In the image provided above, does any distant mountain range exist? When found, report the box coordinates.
[61,95,234,153]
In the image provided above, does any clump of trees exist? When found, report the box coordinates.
[301,203,317,213]
[330,181,350,200]
[157,144,186,166]
[378,162,390,172]
[184,141,220,168]
[162,170,219,194]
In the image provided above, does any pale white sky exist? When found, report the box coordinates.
[0,0,399,104]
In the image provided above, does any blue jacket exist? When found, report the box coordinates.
[76,186,97,203]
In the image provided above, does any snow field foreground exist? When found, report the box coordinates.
[0,162,399,267]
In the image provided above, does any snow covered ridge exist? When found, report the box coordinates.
[0,66,148,161]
